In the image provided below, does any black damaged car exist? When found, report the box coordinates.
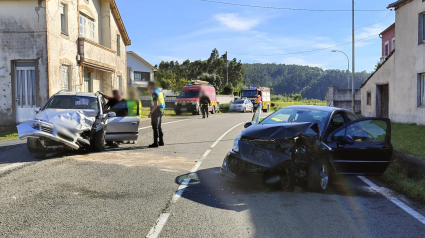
[220,104,393,191]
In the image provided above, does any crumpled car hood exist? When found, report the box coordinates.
[238,122,317,168]
[35,109,98,133]
[242,122,314,140]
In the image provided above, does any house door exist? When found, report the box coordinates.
[14,62,36,123]
[378,84,389,118]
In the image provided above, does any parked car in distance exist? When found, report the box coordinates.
[229,99,253,113]
[17,91,140,155]
[220,104,393,191]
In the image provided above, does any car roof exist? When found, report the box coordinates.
[282,105,353,113]
[55,91,97,98]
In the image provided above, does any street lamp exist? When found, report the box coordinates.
[332,50,354,111]
[331,50,350,90]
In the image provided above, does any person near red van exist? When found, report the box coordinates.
[199,91,211,118]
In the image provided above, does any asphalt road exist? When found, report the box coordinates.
[1,112,425,237]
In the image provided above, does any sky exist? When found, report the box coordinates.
[116,0,395,72]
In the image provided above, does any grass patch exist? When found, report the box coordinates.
[381,162,425,204]
[0,128,18,141]
[391,123,425,160]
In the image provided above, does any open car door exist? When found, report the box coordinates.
[326,117,392,175]
[105,100,140,142]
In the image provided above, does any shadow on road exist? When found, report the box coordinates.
[175,167,377,213]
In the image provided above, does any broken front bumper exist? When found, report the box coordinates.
[17,120,86,150]
[220,150,267,179]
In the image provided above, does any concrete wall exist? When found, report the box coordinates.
[391,0,425,124]
[0,0,48,125]
[327,86,361,113]
[361,54,395,117]
[362,0,425,125]
[217,95,235,104]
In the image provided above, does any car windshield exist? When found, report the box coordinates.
[233,100,245,104]
[44,96,99,111]
[241,90,257,97]
[178,90,200,98]
[262,108,330,134]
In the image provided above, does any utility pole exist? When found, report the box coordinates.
[351,0,355,112]
[225,51,229,86]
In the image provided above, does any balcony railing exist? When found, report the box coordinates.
[78,37,116,71]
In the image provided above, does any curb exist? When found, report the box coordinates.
[392,149,425,180]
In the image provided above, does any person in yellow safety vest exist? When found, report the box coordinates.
[147,81,166,148]
[127,90,142,118]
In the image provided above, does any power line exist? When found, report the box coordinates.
[355,12,393,30]
[197,0,390,12]
[228,34,379,57]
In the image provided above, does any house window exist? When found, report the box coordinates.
[61,66,70,91]
[384,42,389,56]
[367,92,371,105]
[134,72,150,82]
[84,71,92,92]
[60,3,68,34]
[421,74,425,105]
[422,13,425,42]
[391,38,395,51]
[117,35,121,56]
[80,15,95,41]
[116,76,122,91]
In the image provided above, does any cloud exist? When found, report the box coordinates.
[214,13,261,31]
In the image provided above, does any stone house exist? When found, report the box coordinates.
[126,51,156,94]
[0,0,131,125]
[361,0,425,125]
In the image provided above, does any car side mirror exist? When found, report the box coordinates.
[342,135,354,145]
[244,122,253,128]
[107,112,116,118]
[33,107,41,113]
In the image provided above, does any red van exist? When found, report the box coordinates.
[174,83,218,115]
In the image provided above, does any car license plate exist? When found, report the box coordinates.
[181,103,186,105]
[181,108,187,112]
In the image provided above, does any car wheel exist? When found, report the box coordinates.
[308,159,329,192]
[27,138,41,154]
[90,129,105,152]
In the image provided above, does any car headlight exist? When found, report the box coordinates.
[233,133,241,152]
[192,101,197,105]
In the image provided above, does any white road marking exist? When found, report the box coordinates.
[0,163,27,173]
[145,213,170,238]
[146,121,245,237]
[202,149,211,157]
[138,119,190,130]
[171,178,191,203]
[358,176,425,225]
[210,122,245,148]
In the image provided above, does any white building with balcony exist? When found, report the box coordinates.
[126,51,156,94]
[0,0,131,125]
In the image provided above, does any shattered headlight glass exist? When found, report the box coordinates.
[233,133,242,152]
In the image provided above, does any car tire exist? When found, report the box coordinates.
[308,159,330,192]
[90,129,105,152]
[27,138,41,154]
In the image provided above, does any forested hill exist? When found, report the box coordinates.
[243,63,371,100]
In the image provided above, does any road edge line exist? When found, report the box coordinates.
[357,175,425,225]
[145,213,170,238]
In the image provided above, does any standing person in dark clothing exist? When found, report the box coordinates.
[98,89,125,110]
[199,91,211,119]
[147,81,166,148]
